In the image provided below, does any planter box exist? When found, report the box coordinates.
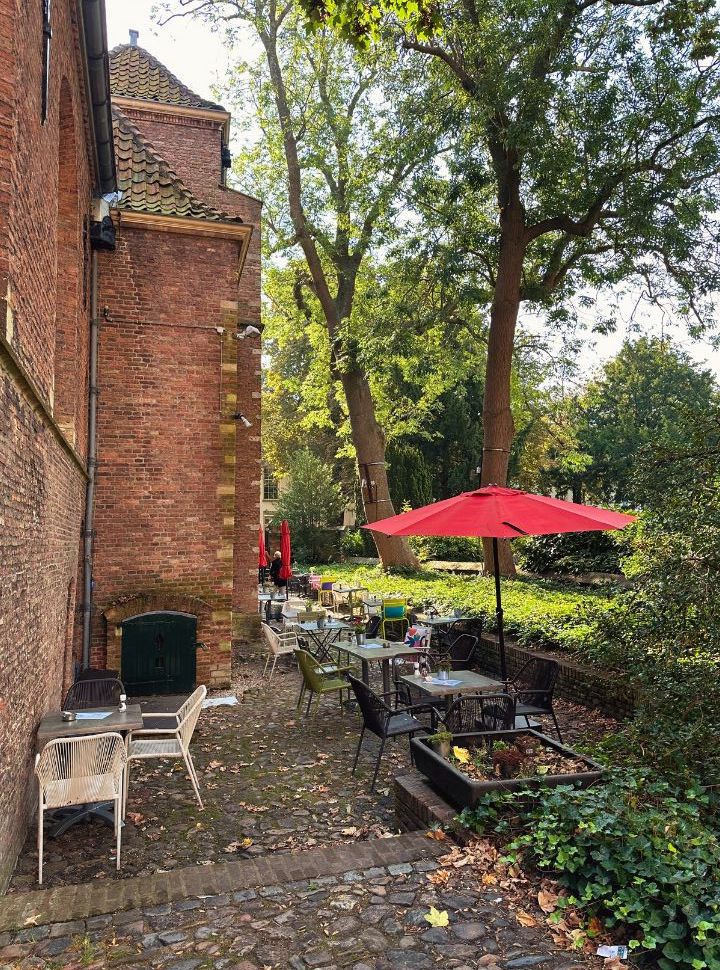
[410,729,604,811]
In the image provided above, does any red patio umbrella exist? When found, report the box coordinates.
[365,485,635,681]
[258,526,269,585]
[279,519,293,599]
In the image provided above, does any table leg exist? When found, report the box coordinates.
[361,659,370,685]
[381,660,391,695]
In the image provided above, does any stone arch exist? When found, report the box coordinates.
[102,591,212,676]
[53,76,81,443]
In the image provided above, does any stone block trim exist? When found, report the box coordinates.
[0,832,445,933]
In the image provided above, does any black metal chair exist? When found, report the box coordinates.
[429,633,479,671]
[349,676,430,791]
[509,657,563,741]
[63,677,125,710]
[440,692,517,733]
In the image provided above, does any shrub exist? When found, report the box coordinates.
[340,528,365,556]
[409,534,483,562]
[460,776,720,970]
[515,529,633,575]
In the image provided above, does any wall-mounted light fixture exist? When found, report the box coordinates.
[232,412,253,428]
[234,324,263,340]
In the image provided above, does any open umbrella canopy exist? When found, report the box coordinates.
[364,485,635,539]
[364,486,635,683]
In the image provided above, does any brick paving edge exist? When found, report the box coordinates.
[0,831,444,933]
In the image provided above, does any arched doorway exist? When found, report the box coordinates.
[121,612,197,695]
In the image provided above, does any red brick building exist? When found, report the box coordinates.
[0,4,261,889]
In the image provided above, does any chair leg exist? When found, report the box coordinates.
[37,800,43,886]
[352,727,365,774]
[123,761,130,819]
[370,737,386,792]
[297,683,306,710]
[551,711,564,743]
[115,795,122,870]
[305,691,313,716]
[186,750,202,792]
[263,653,271,676]
[184,751,204,810]
[270,654,278,679]
[311,693,322,718]
[408,732,416,766]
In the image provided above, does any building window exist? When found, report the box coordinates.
[263,467,279,501]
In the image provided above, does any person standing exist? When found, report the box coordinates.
[269,550,286,591]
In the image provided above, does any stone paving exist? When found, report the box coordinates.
[0,854,591,970]
[9,655,615,894]
[2,651,616,969]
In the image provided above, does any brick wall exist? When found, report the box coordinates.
[0,0,95,890]
[477,634,636,721]
[92,224,261,685]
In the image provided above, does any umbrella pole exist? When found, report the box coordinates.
[493,538,508,685]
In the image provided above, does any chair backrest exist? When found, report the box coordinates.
[294,649,326,693]
[449,634,478,667]
[348,676,390,738]
[176,685,207,751]
[320,576,337,590]
[261,621,279,651]
[382,598,407,620]
[265,600,284,622]
[63,678,124,710]
[513,657,559,710]
[365,615,381,638]
[443,693,516,734]
[36,732,126,807]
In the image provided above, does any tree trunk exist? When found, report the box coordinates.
[342,367,420,568]
[481,197,526,576]
[260,25,417,570]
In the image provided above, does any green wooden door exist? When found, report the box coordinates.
[121,612,196,695]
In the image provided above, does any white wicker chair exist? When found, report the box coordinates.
[35,732,127,884]
[123,685,207,814]
[261,621,298,678]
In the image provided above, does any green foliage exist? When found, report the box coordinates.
[339,528,366,556]
[460,776,720,970]
[515,530,634,576]
[274,450,345,561]
[570,339,719,507]
[582,412,720,785]
[408,534,484,564]
[297,562,610,653]
[387,442,433,511]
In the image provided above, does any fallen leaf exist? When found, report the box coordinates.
[452,746,471,764]
[424,907,449,928]
[426,829,448,841]
[481,872,498,886]
[126,812,145,825]
[427,869,450,886]
[516,910,538,927]
[537,888,559,913]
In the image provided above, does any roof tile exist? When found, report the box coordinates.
[113,108,242,224]
[109,44,226,112]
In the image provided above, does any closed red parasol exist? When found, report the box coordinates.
[258,526,269,569]
[279,520,293,591]
[365,486,635,681]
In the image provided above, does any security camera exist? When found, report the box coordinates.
[235,325,262,340]
[232,412,253,428]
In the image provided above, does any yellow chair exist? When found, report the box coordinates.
[380,597,409,640]
[319,576,337,607]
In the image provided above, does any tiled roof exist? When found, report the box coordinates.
[109,44,226,112]
[113,108,242,223]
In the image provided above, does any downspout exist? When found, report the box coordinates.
[81,251,100,668]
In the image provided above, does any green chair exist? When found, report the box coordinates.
[295,648,351,717]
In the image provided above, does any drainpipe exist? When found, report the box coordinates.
[81,251,100,669]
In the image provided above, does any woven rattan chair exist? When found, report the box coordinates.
[441,693,517,734]
[261,622,298,679]
[123,685,207,814]
[510,657,562,740]
[349,676,429,791]
[35,732,126,884]
[63,677,125,710]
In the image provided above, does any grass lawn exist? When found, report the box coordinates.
[301,562,617,654]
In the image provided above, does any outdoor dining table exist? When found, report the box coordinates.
[331,585,369,617]
[415,614,473,628]
[397,670,503,727]
[296,619,353,661]
[342,639,419,694]
[36,704,143,836]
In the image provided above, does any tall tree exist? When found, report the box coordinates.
[162,0,447,567]
[297,0,720,571]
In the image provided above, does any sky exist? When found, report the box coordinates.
[105,0,720,379]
